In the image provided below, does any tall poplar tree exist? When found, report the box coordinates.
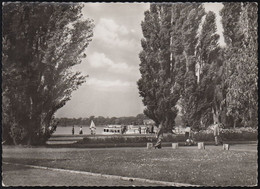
[221,2,258,128]
[177,4,205,129]
[195,11,222,127]
[2,2,94,145]
[138,3,206,132]
[138,4,161,126]
[138,4,180,132]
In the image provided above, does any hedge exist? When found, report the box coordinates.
[77,127,257,144]
[194,127,258,141]
[78,135,157,144]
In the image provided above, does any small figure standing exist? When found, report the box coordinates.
[72,125,75,135]
[184,124,191,140]
[79,126,83,135]
[213,122,221,145]
[90,127,96,135]
[146,126,149,134]
[122,125,127,134]
[185,127,196,146]
[138,126,141,134]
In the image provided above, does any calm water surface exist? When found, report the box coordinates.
[53,126,105,135]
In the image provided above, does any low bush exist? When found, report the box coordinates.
[79,134,186,144]
[220,129,258,141]
[193,132,214,142]
[79,135,157,144]
[162,133,186,142]
[194,127,258,141]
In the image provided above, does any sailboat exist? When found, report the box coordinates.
[90,120,96,135]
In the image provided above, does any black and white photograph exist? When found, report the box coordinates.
[2,1,258,187]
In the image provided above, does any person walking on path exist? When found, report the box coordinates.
[72,125,75,135]
[213,122,222,145]
[154,123,163,149]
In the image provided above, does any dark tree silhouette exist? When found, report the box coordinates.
[2,2,94,145]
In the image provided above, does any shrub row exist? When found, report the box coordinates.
[78,128,257,144]
[79,136,157,144]
[195,127,258,141]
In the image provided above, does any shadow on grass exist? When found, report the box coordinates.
[3,157,68,166]
[2,163,31,172]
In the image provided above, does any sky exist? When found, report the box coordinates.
[55,3,224,118]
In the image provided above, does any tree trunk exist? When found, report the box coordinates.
[26,115,42,145]
[233,118,237,129]
[155,123,164,148]
[27,134,32,145]
[25,121,34,145]
[12,137,18,146]
[212,107,220,124]
[164,116,172,133]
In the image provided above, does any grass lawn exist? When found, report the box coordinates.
[2,145,257,186]
[3,163,161,186]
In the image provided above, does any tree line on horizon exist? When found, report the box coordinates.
[55,113,183,126]
[138,2,257,133]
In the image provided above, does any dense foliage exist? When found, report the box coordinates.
[2,2,94,145]
[194,127,257,141]
[138,4,205,132]
[138,3,258,131]
[195,11,223,129]
[137,4,177,132]
[220,2,258,128]
[176,4,205,129]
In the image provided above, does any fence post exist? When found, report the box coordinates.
[198,142,205,149]
[223,144,230,150]
[172,143,179,149]
[147,143,153,149]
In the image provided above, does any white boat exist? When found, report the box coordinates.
[90,120,96,135]
[125,125,147,134]
[102,125,122,135]
[90,120,96,129]
[102,125,148,135]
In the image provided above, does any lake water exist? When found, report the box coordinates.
[53,125,153,135]
[53,126,105,135]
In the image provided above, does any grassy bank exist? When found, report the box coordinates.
[2,145,257,186]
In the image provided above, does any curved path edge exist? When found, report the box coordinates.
[3,161,197,186]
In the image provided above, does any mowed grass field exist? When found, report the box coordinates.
[2,145,257,186]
